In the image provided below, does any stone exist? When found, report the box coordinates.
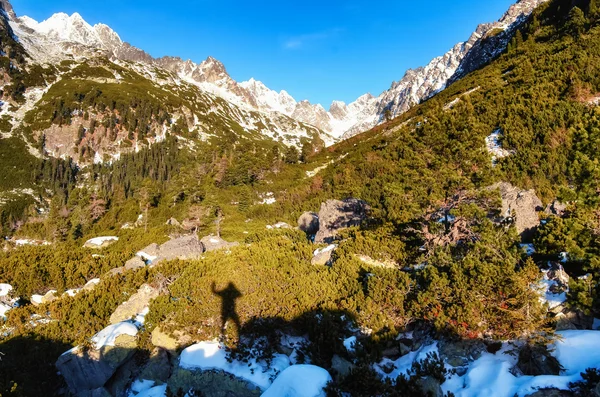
[314,199,369,244]
[124,256,146,271]
[139,348,172,383]
[516,344,562,376]
[41,290,58,304]
[311,244,336,266]
[110,284,159,324]
[439,339,486,368]
[151,327,178,351]
[417,376,443,397]
[168,368,261,397]
[200,235,239,253]
[547,263,570,287]
[158,235,206,261]
[491,182,543,240]
[331,355,355,379]
[166,217,182,227]
[56,335,137,395]
[546,201,568,217]
[297,212,320,236]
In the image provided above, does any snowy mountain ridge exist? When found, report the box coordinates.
[5,0,547,140]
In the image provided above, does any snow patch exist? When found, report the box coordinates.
[179,341,291,390]
[261,365,332,397]
[92,321,138,349]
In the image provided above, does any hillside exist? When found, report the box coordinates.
[1,0,600,396]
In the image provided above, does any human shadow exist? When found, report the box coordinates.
[211,281,242,341]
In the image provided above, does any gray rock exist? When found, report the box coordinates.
[546,201,568,217]
[297,212,320,236]
[311,245,336,266]
[439,339,486,368]
[168,368,261,397]
[166,217,182,227]
[158,235,205,262]
[417,376,443,397]
[491,182,543,240]
[516,344,562,376]
[139,348,172,383]
[314,199,369,244]
[200,235,239,253]
[109,284,159,324]
[56,334,137,395]
[331,355,355,379]
[124,256,146,271]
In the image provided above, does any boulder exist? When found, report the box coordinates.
[158,235,205,261]
[417,377,444,397]
[516,344,562,376]
[56,332,137,394]
[151,327,179,351]
[200,235,239,253]
[546,200,568,217]
[555,310,594,331]
[41,290,58,304]
[355,254,397,269]
[314,199,369,244]
[124,256,146,271]
[110,284,159,324]
[166,217,182,227]
[491,182,543,240]
[168,368,261,397]
[331,355,355,379]
[297,212,320,236]
[439,339,486,368]
[139,348,173,383]
[311,245,336,266]
[547,263,570,287]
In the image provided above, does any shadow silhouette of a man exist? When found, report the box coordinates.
[211,282,242,341]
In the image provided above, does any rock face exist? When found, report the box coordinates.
[311,245,337,266]
[492,182,543,240]
[109,284,159,324]
[314,199,369,244]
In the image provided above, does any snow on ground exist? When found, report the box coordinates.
[537,269,567,310]
[92,321,139,349]
[0,302,13,318]
[261,365,332,397]
[129,384,166,397]
[128,379,157,396]
[443,330,600,397]
[375,342,439,380]
[258,192,276,205]
[485,129,513,165]
[520,244,536,256]
[84,236,119,247]
[136,250,158,263]
[343,336,357,353]
[313,244,337,257]
[14,238,51,246]
[0,283,12,297]
[179,341,291,390]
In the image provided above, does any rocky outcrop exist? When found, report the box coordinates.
[109,284,158,324]
[200,235,239,252]
[314,199,369,244]
[492,182,543,239]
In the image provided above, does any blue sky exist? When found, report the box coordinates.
[12,0,515,107]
